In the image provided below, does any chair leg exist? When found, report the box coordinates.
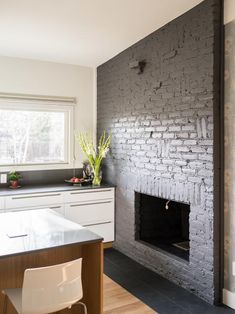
[79,302,87,314]
[73,301,87,314]
[3,294,7,314]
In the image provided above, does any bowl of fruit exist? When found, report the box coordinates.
[65,177,92,186]
[65,177,82,185]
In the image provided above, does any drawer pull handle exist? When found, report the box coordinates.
[83,221,112,227]
[12,193,61,200]
[70,189,112,195]
[70,201,111,207]
[49,206,62,209]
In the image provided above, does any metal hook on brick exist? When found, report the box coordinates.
[165,200,170,210]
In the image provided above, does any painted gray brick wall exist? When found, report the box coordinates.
[97,0,221,303]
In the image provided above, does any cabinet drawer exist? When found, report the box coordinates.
[0,197,4,210]
[64,188,114,203]
[48,204,65,216]
[65,199,114,225]
[36,204,65,216]
[5,204,65,216]
[86,222,114,243]
[5,192,64,209]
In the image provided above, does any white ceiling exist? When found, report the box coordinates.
[0,0,203,67]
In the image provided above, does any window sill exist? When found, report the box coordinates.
[0,162,75,172]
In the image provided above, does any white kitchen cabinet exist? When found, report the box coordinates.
[47,204,65,216]
[64,188,114,203]
[65,200,114,225]
[64,188,115,242]
[4,204,65,216]
[0,197,4,211]
[3,187,115,243]
[85,222,114,243]
[5,192,64,209]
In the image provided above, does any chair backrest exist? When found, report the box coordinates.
[22,258,83,314]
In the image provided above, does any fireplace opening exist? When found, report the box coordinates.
[135,192,190,261]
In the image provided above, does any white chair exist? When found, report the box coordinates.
[2,258,87,314]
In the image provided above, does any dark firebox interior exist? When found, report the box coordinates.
[135,192,190,261]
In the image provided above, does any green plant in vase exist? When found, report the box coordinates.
[76,131,111,186]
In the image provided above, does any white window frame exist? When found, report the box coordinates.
[0,96,75,171]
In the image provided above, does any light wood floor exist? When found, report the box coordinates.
[103,275,156,314]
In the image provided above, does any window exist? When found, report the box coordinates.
[0,97,74,169]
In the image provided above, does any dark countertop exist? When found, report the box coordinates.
[0,209,103,258]
[0,183,115,197]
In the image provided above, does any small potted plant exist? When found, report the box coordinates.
[9,171,22,189]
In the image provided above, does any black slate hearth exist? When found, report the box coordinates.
[104,249,235,314]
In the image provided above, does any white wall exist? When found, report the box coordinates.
[223,0,235,309]
[0,56,95,169]
[224,0,235,24]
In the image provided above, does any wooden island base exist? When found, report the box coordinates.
[0,242,103,314]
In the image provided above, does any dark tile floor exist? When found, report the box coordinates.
[104,248,235,314]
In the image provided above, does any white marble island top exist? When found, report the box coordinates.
[0,209,103,258]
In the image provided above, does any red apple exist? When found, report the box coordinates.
[74,178,80,183]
